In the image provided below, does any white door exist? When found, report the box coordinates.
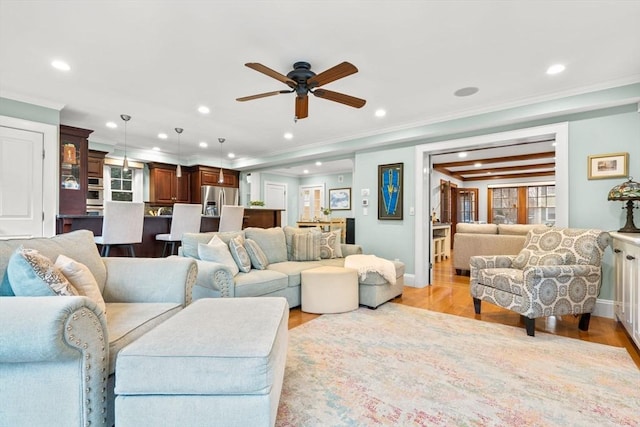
[265,181,287,226]
[299,184,325,221]
[0,126,44,238]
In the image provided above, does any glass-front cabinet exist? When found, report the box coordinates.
[59,125,93,215]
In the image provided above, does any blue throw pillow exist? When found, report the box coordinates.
[7,247,79,296]
[0,273,15,296]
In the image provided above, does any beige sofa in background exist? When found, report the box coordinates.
[452,223,544,275]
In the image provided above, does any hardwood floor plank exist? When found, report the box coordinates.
[288,258,640,369]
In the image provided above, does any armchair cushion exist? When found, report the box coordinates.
[7,248,78,297]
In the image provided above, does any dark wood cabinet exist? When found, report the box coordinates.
[148,162,190,205]
[87,150,106,177]
[59,125,93,215]
[190,165,239,203]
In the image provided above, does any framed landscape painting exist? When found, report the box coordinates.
[329,187,351,210]
[378,162,403,220]
[588,152,628,179]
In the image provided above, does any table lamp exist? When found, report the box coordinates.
[608,177,640,233]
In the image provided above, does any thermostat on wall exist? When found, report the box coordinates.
[362,198,369,207]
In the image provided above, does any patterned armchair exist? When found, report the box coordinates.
[470,228,610,336]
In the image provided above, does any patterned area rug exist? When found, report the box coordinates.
[276,303,639,427]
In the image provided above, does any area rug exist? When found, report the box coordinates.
[276,303,639,427]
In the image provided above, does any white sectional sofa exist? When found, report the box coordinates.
[181,226,405,309]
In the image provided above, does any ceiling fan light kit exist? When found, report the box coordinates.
[237,61,366,119]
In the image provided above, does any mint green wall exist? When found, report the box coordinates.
[354,147,416,272]
[567,111,640,299]
[0,97,60,125]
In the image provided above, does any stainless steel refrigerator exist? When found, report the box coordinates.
[201,186,239,215]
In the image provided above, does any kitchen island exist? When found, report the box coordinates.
[56,208,283,257]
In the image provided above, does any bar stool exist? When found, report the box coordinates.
[218,206,245,232]
[94,201,144,257]
[155,203,202,256]
[433,237,446,262]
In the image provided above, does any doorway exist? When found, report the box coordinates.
[414,122,569,287]
[264,180,288,226]
[0,116,58,238]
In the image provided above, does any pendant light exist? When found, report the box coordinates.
[175,127,183,178]
[218,138,225,184]
[120,114,131,171]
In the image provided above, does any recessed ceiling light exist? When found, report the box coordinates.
[158,133,168,140]
[375,109,386,117]
[474,162,482,167]
[303,169,309,174]
[551,142,557,147]
[198,105,210,114]
[228,153,235,159]
[199,141,208,148]
[458,152,468,158]
[106,122,117,129]
[315,161,322,166]
[152,146,161,151]
[51,60,70,71]
[284,132,293,140]
[546,64,565,75]
[454,87,479,97]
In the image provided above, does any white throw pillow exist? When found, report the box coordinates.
[55,254,107,317]
[198,235,240,276]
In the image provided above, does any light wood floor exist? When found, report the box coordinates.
[289,257,640,369]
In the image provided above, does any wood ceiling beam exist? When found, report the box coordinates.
[455,162,556,176]
[462,170,556,181]
[433,151,555,169]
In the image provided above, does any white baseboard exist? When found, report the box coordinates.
[403,274,420,287]
[593,298,615,319]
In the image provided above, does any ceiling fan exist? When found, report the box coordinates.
[236,61,366,120]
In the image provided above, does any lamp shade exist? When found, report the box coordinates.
[608,177,640,233]
[607,177,640,201]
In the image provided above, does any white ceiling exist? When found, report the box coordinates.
[1,1,640,176]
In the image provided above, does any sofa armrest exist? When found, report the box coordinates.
[341,244,363,257]
[0,296,109,426]
[191,259,236,299]
[102,256,197,305]
[0,296,106,362]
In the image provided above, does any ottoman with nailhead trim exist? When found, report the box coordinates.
[301,266,359,314]
[115,297,288,427]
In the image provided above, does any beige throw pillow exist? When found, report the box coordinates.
[55,254,107,316]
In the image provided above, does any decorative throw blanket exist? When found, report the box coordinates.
[344,254,396,285]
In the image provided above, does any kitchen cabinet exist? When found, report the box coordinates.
[59,125,93,215]
[87,150,106,177]
[148,162,190,205]
[611,232,640,348]
[190,165,239,203]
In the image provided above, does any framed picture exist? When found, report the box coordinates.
[587,152,629,180]
[378,162,403,220]
[329,187,351,210]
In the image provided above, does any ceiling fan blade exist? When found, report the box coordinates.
[236,90,291,102]
[245,63,297,87]
[295,96,309,119]
[307,61,358,88]
[312,89,366,108]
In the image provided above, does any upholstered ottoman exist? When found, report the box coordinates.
[301,266,359,314]
[356,259,405,309]
[115,297,289,427]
